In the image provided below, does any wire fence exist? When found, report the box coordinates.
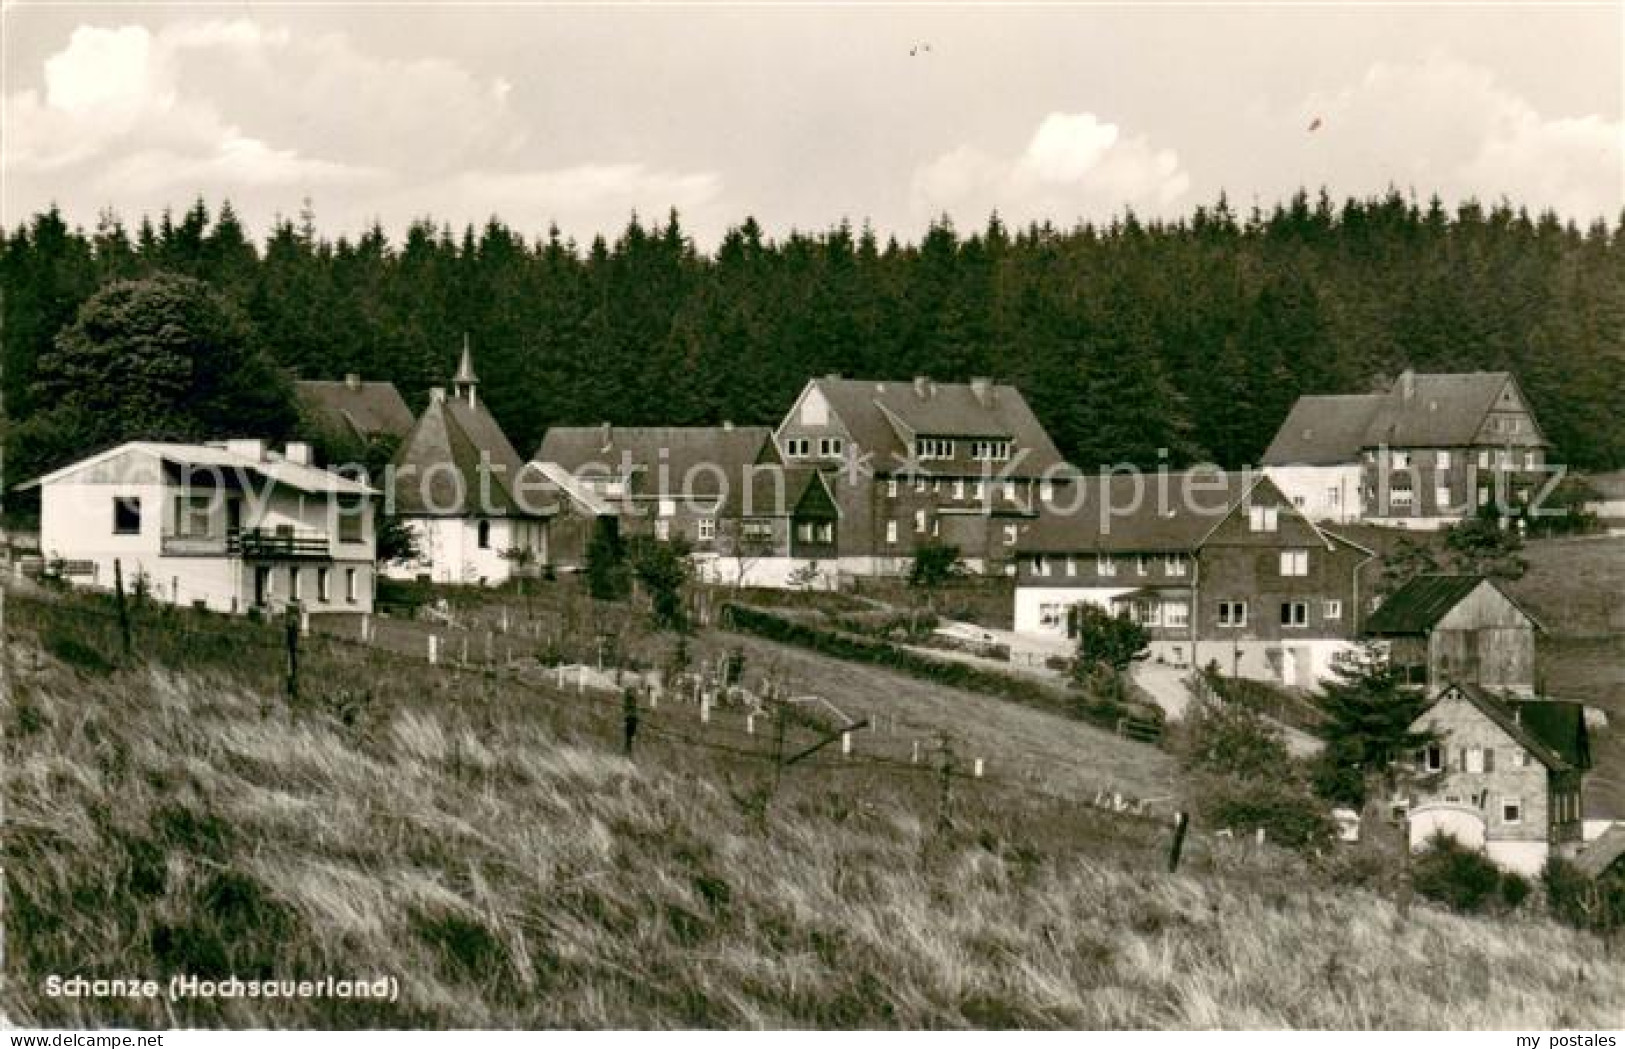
[5,572,1292,872]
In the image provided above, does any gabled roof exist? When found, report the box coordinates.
[535,425,777,500]
[26,441,374,496]
[1013,469,1261,554]
[719,466,835,519]
[391,392,551,516]
[1363,575,1540,635]
[799,377,1067,475]
[294,379,414,444]
[1425,684,1589,774]
[1261,394,1383,465]
[530,462,619,517]
[1263,370,1549,466]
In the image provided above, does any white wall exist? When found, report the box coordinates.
[387,516,546,585]
[1486,840,1549,878]
[1191,637,1358,689]
[693,554,839,591]
[1263,465,1364,524]
[1012,586,1133,637]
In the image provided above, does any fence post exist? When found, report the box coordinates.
[700,692,711,724]
[285,609,300,702]
[1167,812,1190,873]
[746,712,756,735]
[429,635,439,665]
[300,609,311,637]
[935,737,956,833]
[360,614,371,644]
[841,730,851,757]
[622,688,640,758]
[911,740,920,764]
[460,635,469,665]
[973,758,984,778]
[113,559,132,658]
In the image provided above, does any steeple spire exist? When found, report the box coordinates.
[453,333,479,407]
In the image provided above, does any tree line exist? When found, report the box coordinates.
[4,191,1623,495]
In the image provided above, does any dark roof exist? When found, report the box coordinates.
[1364,575,1538,635]
[1261,394,1382,465]
[806,377,1068,475]
[295,379,414,443]
[1014,469,1260,553]
[1263,370,1547,465]
[1430,685,1587,773]
[535,425,777,500]
[718,466,832,518]
[390,392,550,516]
[1574,824,1625,879]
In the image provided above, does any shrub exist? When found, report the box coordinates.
[1411,832,1529,915]
[1194,774,1334,854]
[1543,857,1625,935]
[1177,698,1291,781]
[41,626,115,675]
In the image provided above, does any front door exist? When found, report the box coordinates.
[253,566,270,607]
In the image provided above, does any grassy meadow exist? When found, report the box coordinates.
[4,582,1625,1029]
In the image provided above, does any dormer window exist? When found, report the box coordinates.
[819,437,844,458]
[785,438,810,458]
[915,438,955,460]
[970,440,1012,461]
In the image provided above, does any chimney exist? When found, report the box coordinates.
[825,372,841,381]
[428,387,446,405]
[344,373,361,390]
[970,376,993,406]
[913,375,932,399]
[1399,369,1416,400]
[224,438,267,461]
[284,441,312,466]
[722,420,735,431]
[599,421,613,452]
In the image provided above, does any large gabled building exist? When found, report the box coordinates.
[773,375,1070,575]
[1263,370,1551,528]
[1011,469,1377,687]
[1363,574,1542,696]
[294,374,415,453]
[386,345,555,584]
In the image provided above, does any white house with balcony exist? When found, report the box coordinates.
[28,438,378,615]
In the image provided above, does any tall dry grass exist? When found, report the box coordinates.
[4,596,1623,1028]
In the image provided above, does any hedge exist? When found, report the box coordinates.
[719,602,1161,740]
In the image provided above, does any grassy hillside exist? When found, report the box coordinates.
[5,588,1624,1029]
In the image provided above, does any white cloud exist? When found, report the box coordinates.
[1297,54,1622,220]
[911,112,1192,226]
[4,19,723,242]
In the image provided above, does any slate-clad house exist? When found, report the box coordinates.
[387,346,555,584]
[1264,370,1551,528]
[28,438,377,615]
[294,374,415,451]
[773,375,1070,575]
[1407,683,1590,876]
[1364,574,1541,696]
[1012,470,1376,687]
[696,465,841,589]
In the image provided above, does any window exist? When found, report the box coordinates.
[317,568,330,603]
[1501,798,1522,825]
[1136,555,1150,576]
[113,496,142,535]
[1327,487,1341,508]
[1040,480,1055,503]
[914,476,928,494]
[1392,450,1410,469]
[819,437,844,458]
[952,479,966,500]
[1064,557,1077,577]
[886,520,899,544]
[1435,486,1452,511]
[697,517,716,541]
[742,519,775,541]
[1280,549,1309,576]
[1511,748,1529,768]
[785,438,810,458]
[1423,745,1444,773]
[290,568,303,604]
[1031,556,1050,577]
[175,493,212,538]
[477,519,491,549]
[1281,601,1308,628]
[1323,599,1342,620]
[1039,603,1066,627]
[1248,506,1279,532]
[1164,601,1189,629]
[1477,485,1491,507]
[345,568,358,603]
[886,478,898,497]
[338,496,365,543]
[915,438,955,460]
[654,520,671,541]
[1002,481,1017,502]
[1437,450,1451,470]
[914,510,927,534]
[1524,450,1538,470]
[1477,450,1490,468]
[1218,601,1248,627]
[1002,524,1017,546]
[1292,495,1306,509]
[1097,554,1116,577]
[1465,747,1485,774]
[1390,485,1414,508]
[970,481,984,502]
[970,440,1012,461]
[1165,554,1187,577]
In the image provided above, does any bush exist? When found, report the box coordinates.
[1411,833,1529,915]
[1543,857,1625,934]
[1194,774,1334,854]
[41,626,115,675]
[1177,698,1292,781]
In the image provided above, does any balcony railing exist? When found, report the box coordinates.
[160,527,331,560]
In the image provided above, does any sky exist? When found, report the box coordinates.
[3,2,1622,248]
